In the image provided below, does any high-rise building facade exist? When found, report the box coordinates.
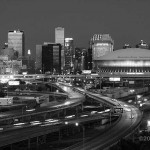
[8,30,25,58]
[74,47,87,73]
[35,45,42,70]
[81,48,88,71]
[64,38,74,73]
[42,43,61,74]
[90,34,114,71]
[53,44,61,73]
[55,27,65,71]
[87,48,92,70]
[55,27,64,44]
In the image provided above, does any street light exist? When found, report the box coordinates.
[75,122,85,149]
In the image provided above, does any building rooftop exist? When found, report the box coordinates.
[100,48,150,60]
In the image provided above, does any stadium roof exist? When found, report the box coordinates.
[100,48,150,60]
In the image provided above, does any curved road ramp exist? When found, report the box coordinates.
[0,83,143,150]
[61,86,143,150]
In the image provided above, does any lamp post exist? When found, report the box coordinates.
[75,123,85,150]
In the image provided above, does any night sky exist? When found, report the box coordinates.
[0,0,150,57]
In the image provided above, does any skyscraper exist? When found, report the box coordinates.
[8,30,25,58]
[75,47,87,73]
[55,27,65,71]
[90,34,114,71]
[87,48,92,70]
[42,43,61,74]
[35,45,42,70]
[64,38,74,73]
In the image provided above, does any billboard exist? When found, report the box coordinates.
[129,81,134,84]
[8,81,20,85]
[82,70,91,74]
[109,77,120,81]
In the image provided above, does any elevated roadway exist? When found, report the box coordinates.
[0,83,143,149]
[0,83,84,122]
[64,103,142,150]
[0,112,113,148]
[61,86,143,150]
[1,73,150,82]
[61,84,120,108]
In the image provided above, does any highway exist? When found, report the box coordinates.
[63,100,142,150]
[0,110,113,147]
[0,85,84,121]
[0,82,87,147]
[0,82,143,149]
[58,83,142,150]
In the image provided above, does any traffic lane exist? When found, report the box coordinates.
[0,112,106,147]
[70,104,141,150]
[57,84,84,99]
[89,105,140,150]
[0,123,63,147]
[0,97,84,121]
[93,105,140,150]
[0,109,108,132]
[70,106,131,150]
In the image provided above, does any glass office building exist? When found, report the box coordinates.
[8,30,25,58]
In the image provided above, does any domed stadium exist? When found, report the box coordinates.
[97,48,150,73]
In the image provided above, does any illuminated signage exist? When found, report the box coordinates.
[82,70,91,74]
[22,72,27,75]
[101,61,150,67]
[109,77,120,81]
[127,72,144,74]
[95,43,109,46]
[8,81,20,85]
[129,81,134,84]
[92,44,110,60]
[147,120,150,126]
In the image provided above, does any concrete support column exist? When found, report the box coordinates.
[10,144,13,150]
[59,127,61,141]
[76,107,78,118]
[64,109,66,117]
[57,111,60,118]
[43,113,47,120]
[28,138,30,150]
[81,103,84,112]
[36,136,39,149]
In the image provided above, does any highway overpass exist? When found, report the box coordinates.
[0,83,143,150]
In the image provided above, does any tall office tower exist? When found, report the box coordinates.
[8,30,25,58]
[75,48,87,73]
[87,48,92,70]
[35,45,42,71]
[74,47,81,73]
[90,34,114,71]
[42,43,61,74]
[81,48,88,70]
[64,38,74,74]
[55,27,65,71]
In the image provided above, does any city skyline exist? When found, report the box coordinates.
[0,0,150,58]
